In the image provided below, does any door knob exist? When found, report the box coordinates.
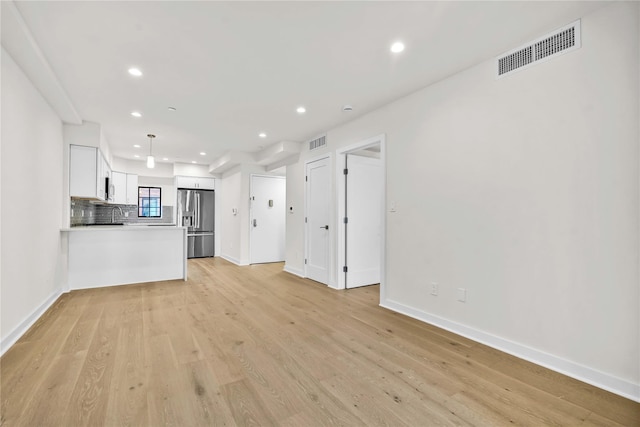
[320,225,329,230]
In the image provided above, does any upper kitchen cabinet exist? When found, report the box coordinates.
[126,174,139,205]
[110,171,127,204]
[110,172,139,205]
[176,176,215,190]
[70,145,110,200]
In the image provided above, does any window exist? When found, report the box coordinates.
[138,187,161,218]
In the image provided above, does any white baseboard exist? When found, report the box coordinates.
[283,264,305,278]
[381,298,640,403]
[219,254,248,266]
[1,288,63,357]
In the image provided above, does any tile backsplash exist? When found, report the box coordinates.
[70,199,174,226]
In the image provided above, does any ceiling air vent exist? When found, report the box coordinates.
[308,135,327,151]
[497,20,581,78]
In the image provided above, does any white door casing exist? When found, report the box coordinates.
[336,134,386,292]
[250,175,286,264]
[305,157,331,285]
[345,153,383,288]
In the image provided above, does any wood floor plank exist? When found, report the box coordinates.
[145,333,191,427]
[59,317,101,355]
[221,379,278,427]
[1,257,638,426]
[179,359,237,426]
[17,350,87,427]
[1,313,78,423]
[61,311,119,426]
[104,323,148,427]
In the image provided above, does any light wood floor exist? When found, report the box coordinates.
[1,258,638,426]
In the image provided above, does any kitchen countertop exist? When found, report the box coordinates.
[61,224,184,231]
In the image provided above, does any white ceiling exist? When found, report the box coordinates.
[6,1,606,166]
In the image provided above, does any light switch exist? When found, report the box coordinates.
[268,199,273,207]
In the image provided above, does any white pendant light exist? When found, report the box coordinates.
[146,134,156,168]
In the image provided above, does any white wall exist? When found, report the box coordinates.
[111,156,174,178]
[63,121,113,169]
[285,2,639,400]
[173,163,212,178]
[138,176,176,209]
[220,167,243,264]
[1,48,65,353]
[284,161,306,276]
[219,164,285,265]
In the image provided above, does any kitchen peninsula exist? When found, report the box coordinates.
[61,225,187,290]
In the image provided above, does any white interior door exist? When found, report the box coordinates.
[250,175,286,264]
[306,157,330,284]
[345,153,382,288]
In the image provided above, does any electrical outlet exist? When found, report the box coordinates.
[125,212,129,217]
[81,210,84,217]
[457,288,467,302]
[431,282,438,296]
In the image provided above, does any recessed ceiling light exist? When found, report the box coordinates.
[168,107,177,111]
[200,152,206,156]
[133,144,141,148]
[390,42,405,53]
[134,155,140,158]
[259,133,267,138]
[131,111,142,118]
[296,106,306,114]
[128,67,143,77]
[191,161,197,164]
[342,105,353,112]
[163,157,169,161]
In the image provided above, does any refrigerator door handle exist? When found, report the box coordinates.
[196,193,201,229]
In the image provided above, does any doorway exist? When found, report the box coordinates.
[305,156,331,285]
[337,135,385,290]
[249,175,286,264]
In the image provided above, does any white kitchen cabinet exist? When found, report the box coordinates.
[176,176,215,190]
[70,145,102,200]
[111,172,138,205]
[111,171,127,204]
[70,145,97,198]
[126,174,139,205]
[98,150,110,200]
[70,144,111,201]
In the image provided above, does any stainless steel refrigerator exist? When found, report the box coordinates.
[177,188,215,258]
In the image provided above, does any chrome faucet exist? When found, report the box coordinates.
[111,205,124,224]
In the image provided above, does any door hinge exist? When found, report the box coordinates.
[343,217,348,224]
[305,217,307,223]
[343,266,348,273]
[305,176,308,182]
[343,168,348,175]
[305,259,308,264]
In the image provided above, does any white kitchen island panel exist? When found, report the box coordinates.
[63,226,187,289]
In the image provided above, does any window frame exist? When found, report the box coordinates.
[138,186,162,218]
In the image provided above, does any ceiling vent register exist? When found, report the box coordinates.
[309,135,327,151]
[497,20,581,78]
